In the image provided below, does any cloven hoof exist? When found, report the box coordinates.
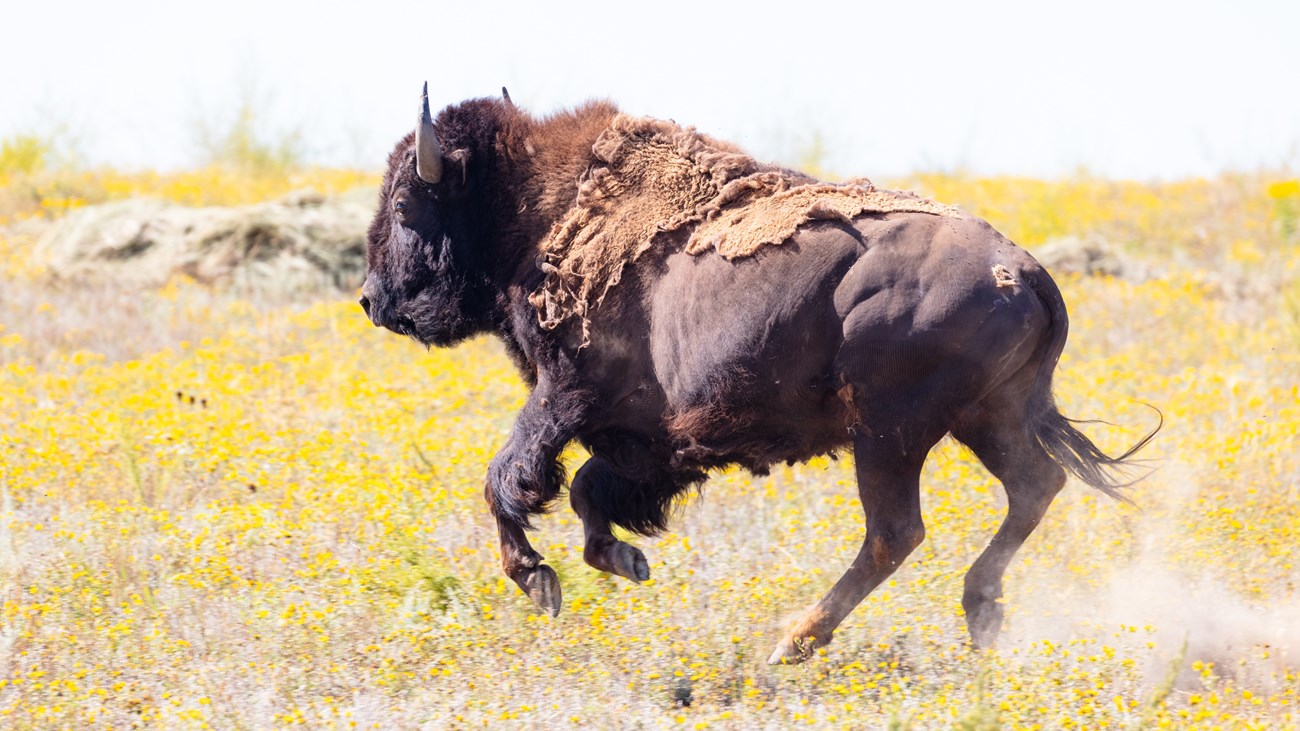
[611,542,650,583]
[519,564,562,617]
[766,634,831,665]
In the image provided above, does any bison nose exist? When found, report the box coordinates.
[359,296,382,327]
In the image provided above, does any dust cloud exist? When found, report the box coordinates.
[1003,463,1299,689]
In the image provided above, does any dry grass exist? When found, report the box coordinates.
[0,167,1298,729]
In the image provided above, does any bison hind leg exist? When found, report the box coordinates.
[951,398,1067,648]
[770,415,946,665]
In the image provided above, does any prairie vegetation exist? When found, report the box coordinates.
[1,137,1298,728]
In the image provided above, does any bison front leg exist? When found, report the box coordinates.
[493,519,562,616]
[569,455,650,583]
[485,378,586,617]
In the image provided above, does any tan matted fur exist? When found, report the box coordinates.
[529,115,963,339]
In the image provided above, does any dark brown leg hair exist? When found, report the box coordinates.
[569,455,651,582]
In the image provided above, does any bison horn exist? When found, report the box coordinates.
[415,81,443,184]
[502,86,513,107]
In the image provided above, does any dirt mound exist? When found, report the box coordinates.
[31,189,375,292]
[1034,235,1136,278]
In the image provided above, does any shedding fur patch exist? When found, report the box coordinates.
[992,264,1018,288]
[528,114,963,340]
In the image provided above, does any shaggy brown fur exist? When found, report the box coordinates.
[688,180,961,257]
[528,115,961,339]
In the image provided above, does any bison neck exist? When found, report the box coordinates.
[465,102,623,379]
[482,101,620,283]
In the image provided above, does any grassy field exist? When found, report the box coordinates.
[0,163,1298,729]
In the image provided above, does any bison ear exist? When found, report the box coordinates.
[426,148,471,200]
[445,148,471,190]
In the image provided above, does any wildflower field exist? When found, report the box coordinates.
[1,161,1298,729]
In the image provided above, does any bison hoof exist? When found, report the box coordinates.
[766,634,830,665]
[964,603,1004,650]
[518,564,562,617]
[586,540,651,583]
[613,542,650,583]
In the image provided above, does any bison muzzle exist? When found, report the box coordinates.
[361,84,1158,663]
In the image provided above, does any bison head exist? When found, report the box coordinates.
[360,83,492,348]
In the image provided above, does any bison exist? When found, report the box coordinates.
[359,84,1156,663]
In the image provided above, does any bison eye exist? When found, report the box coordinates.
[394,200,408,212]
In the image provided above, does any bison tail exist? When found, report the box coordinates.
[1032,406,1162,503]
[1023,267,1161,502]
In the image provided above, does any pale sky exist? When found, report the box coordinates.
[3,0,1297,179]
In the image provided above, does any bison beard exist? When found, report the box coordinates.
[361,88,1159,664]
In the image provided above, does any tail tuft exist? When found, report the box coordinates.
[1034,404,1162,503]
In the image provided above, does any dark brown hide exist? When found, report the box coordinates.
[360,92,1157,663]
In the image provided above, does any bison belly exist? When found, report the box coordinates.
[647,222,864,469]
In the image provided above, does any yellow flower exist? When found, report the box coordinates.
[1267,179,1300,199]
